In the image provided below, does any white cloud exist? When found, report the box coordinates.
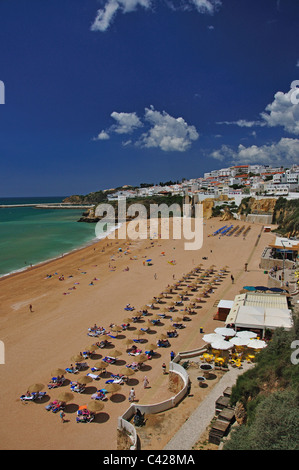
[210,137,299,166]
[110,111,143,134]
[95,130,110,140]
[137,106,199,152]
[91,0,222,32]
[260,84,299,135]
[218,82,299,135]
[91,0,152,32]
[94,106,199,152]
[217,119,266,128]
[190,0,222,14]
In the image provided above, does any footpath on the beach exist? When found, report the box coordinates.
[164,362,253,450]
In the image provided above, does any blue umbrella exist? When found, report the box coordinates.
[269,287,284,292]
[243,286,256,291]
[255,286,269,291]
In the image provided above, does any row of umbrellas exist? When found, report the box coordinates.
[26,264,227,414]
[243,286,287,293]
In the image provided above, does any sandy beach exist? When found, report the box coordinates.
[0,217,275,450]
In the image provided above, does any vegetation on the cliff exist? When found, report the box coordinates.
[272,197,299,236]
[223,318,299,450]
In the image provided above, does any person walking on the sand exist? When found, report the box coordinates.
[143,376,149,389]
[129,387,136,402]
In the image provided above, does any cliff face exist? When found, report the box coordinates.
[272,198,299,237]
[237,197,277,220]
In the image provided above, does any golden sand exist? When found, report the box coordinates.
[0,218,274,450]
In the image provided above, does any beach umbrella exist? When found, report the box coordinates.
[28,383,44,393]
[105,383,121,395]
[134,354,148,363]
[77,375,93,385]
[230,337,250,347]
[120,367,135,377]
[99,335,111,342]
[211,339,234,350]
[243,286,256,291]
[51,368,65,377]
[255,286,269,291]
[214,327,236,337]
[71,354,84,362]
[123,338,134,346]
[247,339,267,349]
[112,325,122,334]
[158,333,167,340]
[87,401,104,413]
[57,391,74,403]
[109,349,122,358]
[269,287,285,293]
[136,329,145,337]
[171,316,183,322]
[236,331,257,339]
[147,343,158,350]
[94,361,108,370]
[85,345,98,352]
[123,317,132,324]
[202,333,224,344]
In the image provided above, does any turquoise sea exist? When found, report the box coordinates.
[0,197,99,278]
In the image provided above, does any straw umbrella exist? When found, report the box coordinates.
[105,383,121,396]
[111,325,122,335]
[71,354,84,363]
[85,344,99,352]
[77,375,93,385]
[147,343,158,351]
[120,367,135,383]
[134,354,148,364]
[51,368,65,377]
[171,316,183,323]
[28,383,44,394]
[57,391,74,403]
[109,349,122,358]
[123,338,134,347]
[136,329,146,338]
[93,361,108,373]
[87,401,104,413]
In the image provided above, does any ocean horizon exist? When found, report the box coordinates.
[0,196,106,278]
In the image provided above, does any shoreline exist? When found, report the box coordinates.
[0,222,123,282]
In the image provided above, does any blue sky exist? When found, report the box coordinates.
[0,0,298,196]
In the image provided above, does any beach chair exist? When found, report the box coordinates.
[105,378,124,385]
[103,356,116,364]
[87,373,100,380]
[70,382,85,393]
[65,367,78,374]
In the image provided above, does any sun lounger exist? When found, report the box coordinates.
[65,367,78,374]
[103,356,116,364]
[70,382,85,393]
[87,373,100,380]
[105,378,124,384]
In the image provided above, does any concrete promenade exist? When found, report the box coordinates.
[164,363,253,450]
